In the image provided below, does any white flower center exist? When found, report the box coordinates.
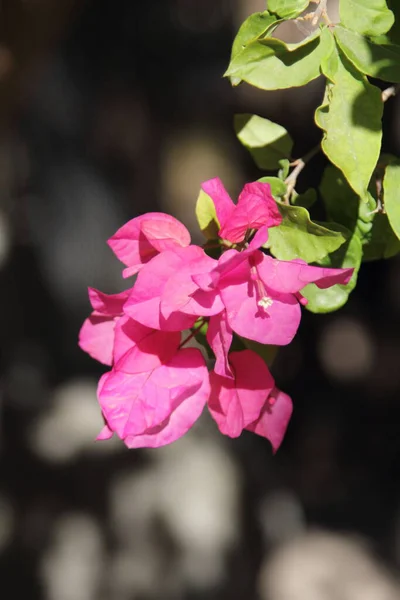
[257,296,274,310]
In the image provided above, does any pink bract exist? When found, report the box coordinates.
[108,212,191,278]
[98,345,210,448]
[201,177,282,243]
[208,349,275,438]
[78,288,129,365]
[247,387,293,453]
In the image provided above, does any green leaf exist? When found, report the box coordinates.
[231,11,278,61]
[258,176,287,197]
[265,201,347,262]
[362,212,400,260]
[334,26,400,82]
[235,113,293,169]
[278,159,290,180]
[315,46,383,201]
[195,189,220,240]
[339,0,394,37]
[383,161,400,240]
[240,337,278,367]
[268,0,309,19]
[302,225,362,313]
[229,11,279,85]
[225,29,333,90]
[320,164,400,261]
[291,188,317,209]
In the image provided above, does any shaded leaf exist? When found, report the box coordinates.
[383,161,400,240]
[195,189,220,240]
[334,26,400,82]
[265,201,346,262]
[315,45,383,201]
[302,224,362,313]
[291,188,317,209]
[339,0,394,37]
[235,113,293,169]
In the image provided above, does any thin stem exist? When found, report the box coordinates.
[284,143,321,204]
[179,319,207,348]
[382,84,400,102]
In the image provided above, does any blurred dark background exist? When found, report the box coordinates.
[1,0,400,598]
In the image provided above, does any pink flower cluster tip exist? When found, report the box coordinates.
[79,178,353,451]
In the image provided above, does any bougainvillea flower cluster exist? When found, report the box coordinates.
[79,178,353,452]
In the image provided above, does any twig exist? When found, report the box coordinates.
[284,144,321,204]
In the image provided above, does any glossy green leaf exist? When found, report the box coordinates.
[225,29,332,90]
[339,0,394,37]
[315,47,383,201]
[334,26,400,82]
[258,177,287,197]
[291,188,317,209]
[235,113,293,169]
[265,201,347,262]
[302,225,362,313]
[268,0,309,19]
[195,189,220,240]
[383,161,400,240]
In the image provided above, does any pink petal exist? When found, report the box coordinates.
[97,423,114,440]
[257,255,353,295]
[208,350,274,437]
[246,387,293,453]
[98,348,209,447]
[108,213,190,277]
[78,315,117,365]
[206,312,233,378]
[124,348,210,448]
[161,249,223,318]
[88,287,130,315]
[220,261,302,345]
[201,177,234,230]
[140,217,190,252]
[114,320,181,372]
[123,248,197,330]
[219,182,282,243]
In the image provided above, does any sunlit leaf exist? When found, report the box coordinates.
[195,189,220,240]
[334,26,400,82]
[265,201,346,262]
[268,0,310,19]
[235,113,293,169]
[315,45,383,201]
[339,0,394,37]
[225,29,332,90]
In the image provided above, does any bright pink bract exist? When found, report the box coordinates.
[79,178,353,451]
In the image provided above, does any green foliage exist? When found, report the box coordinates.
[195,189,220,240]
[240,337,278,366]
[302,225,362,312]
[225,29,333,90]
[265,201,347,262]
[268,0,310,19]
[383,161,400,240]
[339,0,394,37]
[316,41,383,201]
[235,114,293,170]
[334,26,400,82]
[258,176,287,198]
[224,1,400,318]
